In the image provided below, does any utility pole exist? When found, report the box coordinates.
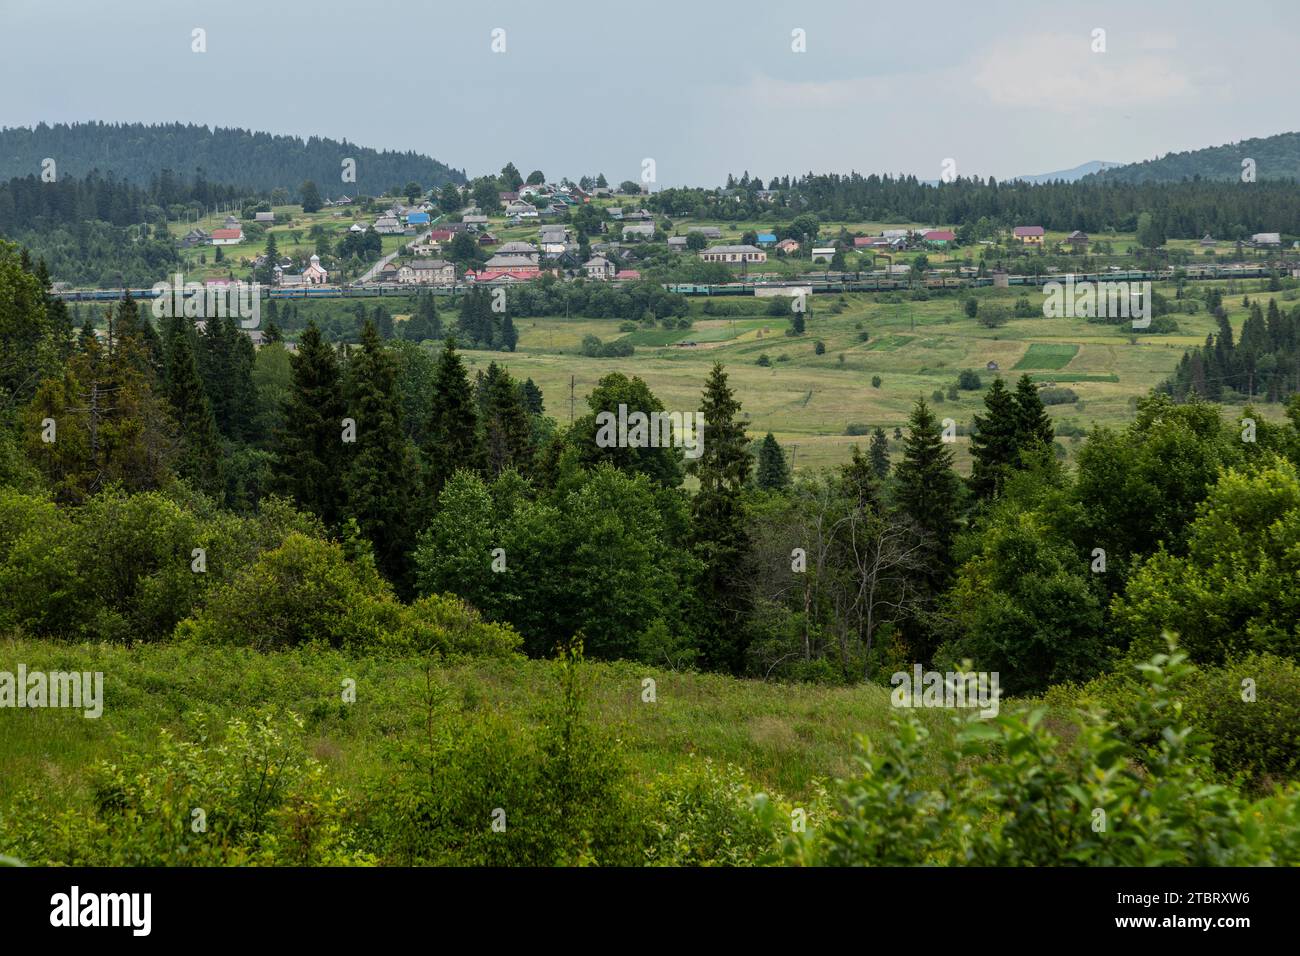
[569,375,576,425]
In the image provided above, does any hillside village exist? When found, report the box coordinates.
[169,173,1298,301]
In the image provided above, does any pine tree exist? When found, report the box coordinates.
[425,337,481,496]
[969,377,1020,500]
[275,321,346,525]
[755,432,790,490]
[868,426,890,479]
[500,313,518,352]
[840,444,881,512]
[520,378,544,415]
[894,397,959,566]
[688,363,753,671]
[1012,373,1054,450]
[165,324,224,497]
[482,364,534,477]
[343,320,419,589]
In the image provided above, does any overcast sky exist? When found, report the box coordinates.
[2,0,1294,186]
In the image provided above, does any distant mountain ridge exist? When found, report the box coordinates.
[0,122,466,195]
[1010,161,1124,184]
[1083,132,1300,184]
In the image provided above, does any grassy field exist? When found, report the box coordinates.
[476,280,1296,474]
[0,638,957,812]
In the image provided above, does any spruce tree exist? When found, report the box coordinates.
[1012,373,1054,451]
[894,397,959,566]
[688,363,753,671]
[276,321,346,525]
[755,432,790,490]
[482,365,534,477]
[969,377,1020,500]
[343,320,419,589]
[841,444,881,512]
[425,337,481,496]
[868,426,890,479]
[500,313,518,352]
[165,325,224,497]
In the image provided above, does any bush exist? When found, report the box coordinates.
[369,640,641,865]
[643,759,791,865]
[870,375,881,388]
[957,370,982,390]
[844,423,870,436]
[788,645,1300,866]
[1186,654,1300,790]
[4,710,369,866]
[1037,387,1079,405]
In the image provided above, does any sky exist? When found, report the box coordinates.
[2,0,1296,187]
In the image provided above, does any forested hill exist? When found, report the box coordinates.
[0,122,466,194]
[1085,132,1300,184]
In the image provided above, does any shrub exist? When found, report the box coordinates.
[4,710,369,866]
[789,645,1300,866]
[1185,654,1300,790]
[957,370,982,390]
[176,532,395,650]
[870,375,881,388]
[1038,387,1079,405]
[643,760,790,866]
[844,423,870,436]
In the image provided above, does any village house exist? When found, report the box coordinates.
[373,216,404,235]
[377,261,399,281]
[496,241,538,256]
[1013,225,1045,245]
[462,214,490,228]
[406,211,431,227]
[1252,232,1282,248]
[504,201,538,218]
[699,244,767,264]
[499,191,519,205]
[667,236,689,251]
[483,253,540,274]
[756,232,777,246]
[1067,230,1089,250]
[614,269,641,281]
[622,222,655,240]
[583,255,616,280]
[255,211,276,225]
[1200,233,1217,248]
[211,227,243,246]
[606,207,624,221]
[776,238,800,254]
[469,270,536,284]
[182,228,209,247]
[397,258,456,285]
[223,215,241,229]
[811,246,836,262]
[688,226,723,239]
[923,230,955,247]
[349,222,369,233]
